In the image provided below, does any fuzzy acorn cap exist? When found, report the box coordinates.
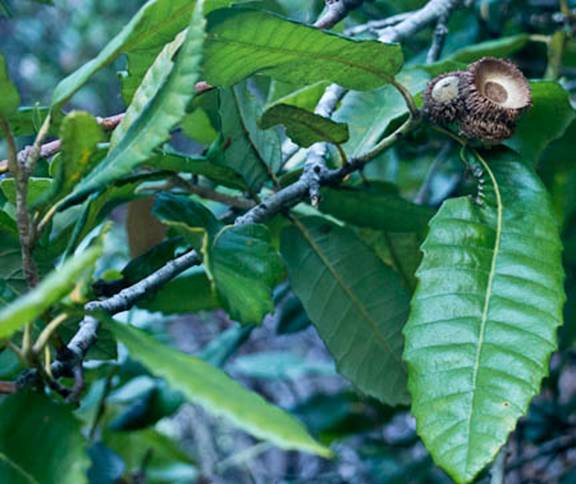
[423,71,467,125]
[463,57,532,125]
[458,115,515,144]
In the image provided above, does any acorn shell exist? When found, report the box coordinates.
[423,71,467,125]
[462,57,532,127]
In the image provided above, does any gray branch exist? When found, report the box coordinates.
[378,0,461,43]
[314,0,364,30]
[18,249,201,388]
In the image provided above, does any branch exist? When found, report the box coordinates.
[0,381,17,394]
[314,0,364,30]
[17,249,202,390]
[171,176,256,210]
[345,12,413,36]
[236,114,419,225]
[378,0,461,43]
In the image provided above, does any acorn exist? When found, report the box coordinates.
[459,57,531,144]
[423,71,467,124]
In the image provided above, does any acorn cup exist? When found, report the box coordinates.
[459,57,532,144]
[423,71,467,125]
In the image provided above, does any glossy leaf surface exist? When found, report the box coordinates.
[204,8,403,90]
[403,151,565,483]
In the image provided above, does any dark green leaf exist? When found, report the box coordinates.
[208,224,284,324]
[281,217,410,405]
[0,213,26,307]
[359,229,424,293]
[276,292,311,335]
[504,82,576,166]
[319,186,434,232]
[204,8,403,90]
[87,443,125,484]
[107,319,332,457]
[200,324,254,367]
[153,193,221,242]
[137,271,220,315]
[403,150,565,482]
[148,152,248,190]
[121,238,182,287]
[0,392,89,484]
[110,382,184,431]
[260,104,349,147]
[217,84,281,191]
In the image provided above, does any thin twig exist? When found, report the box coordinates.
[171,176,256,209]
[0,113,125,175]
[0,381,17,394]
[300,84,348,205]
[32,313,69,355]
[17,249,201,392]
[0,119,38,288]
[426,11,450,63]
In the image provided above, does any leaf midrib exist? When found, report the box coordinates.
[120,2,195,60]
[0,451,39,484]
[207,34,396,84]
[294,218,402,364]
[463,153,504,475]
[230,87,277,184]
